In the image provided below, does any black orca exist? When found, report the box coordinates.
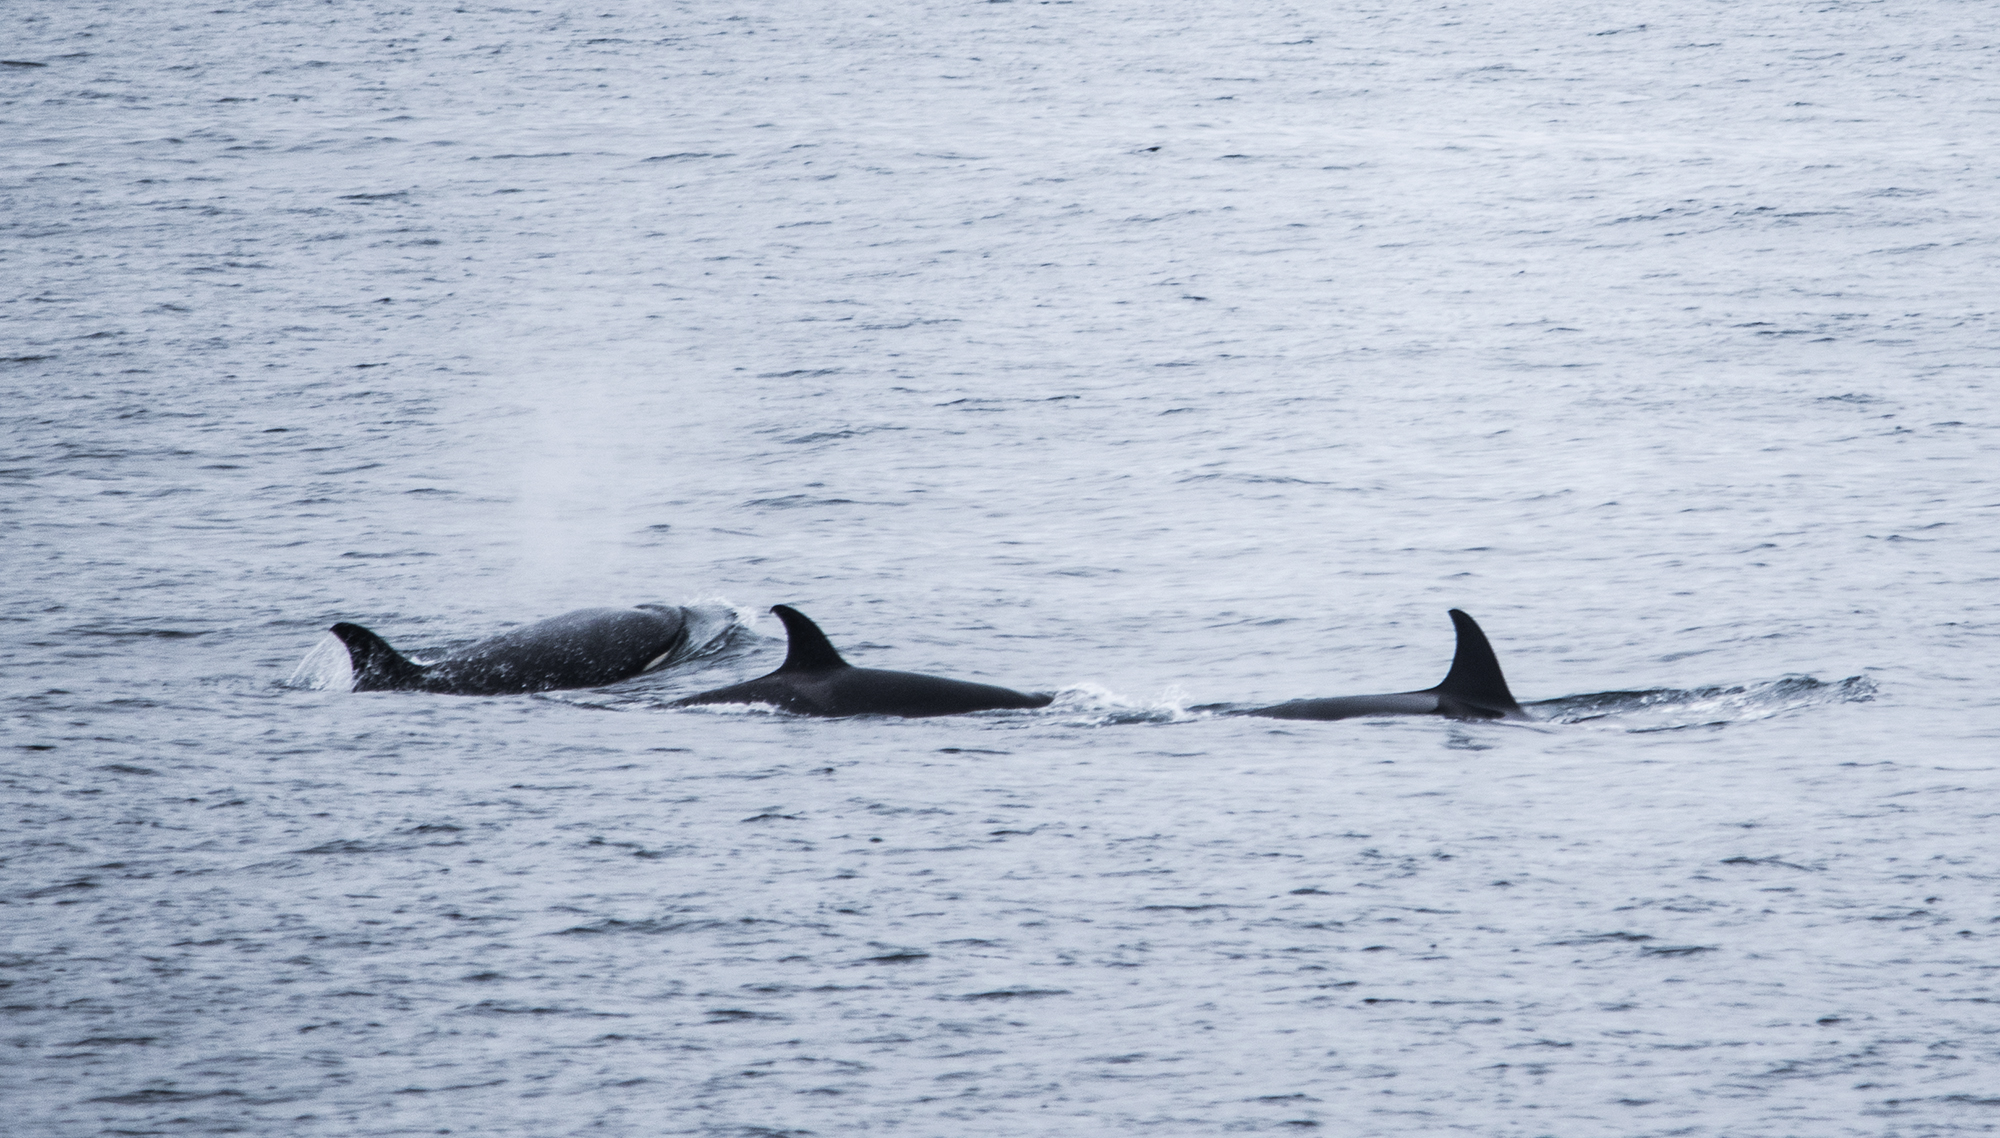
[330,605,698,695]
[675,605,1053,718]
[1249,609,1530,722]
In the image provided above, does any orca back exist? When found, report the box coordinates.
[676,605,1050,717]
[329,607,692,695]
[1246,608,1529,722]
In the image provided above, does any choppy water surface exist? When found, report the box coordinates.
[5,1,1997,1134]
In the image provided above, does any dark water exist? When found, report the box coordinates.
[6,1,1997,1134]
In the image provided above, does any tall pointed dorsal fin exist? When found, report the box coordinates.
[771,605,848,672]
[1430,609,1523,715]
[330,622,429,691]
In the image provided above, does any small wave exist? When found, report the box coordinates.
[1174,471,1345,487]
[67,626,210,639]
[742,494,906,509]
[1529,674,1876,731]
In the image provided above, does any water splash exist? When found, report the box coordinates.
[654,601,756,666]
[1041,683,1203,726]
[285,632,355,691]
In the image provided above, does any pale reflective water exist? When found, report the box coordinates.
[6,2,1997,1135]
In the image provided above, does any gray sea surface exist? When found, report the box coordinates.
[5,1,1998,1134]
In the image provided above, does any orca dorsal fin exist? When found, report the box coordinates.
[771,605,848,672]
[329,622,430,691]
[1430,609,1523,717]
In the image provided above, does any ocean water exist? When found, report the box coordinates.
[5,1,1997,1134]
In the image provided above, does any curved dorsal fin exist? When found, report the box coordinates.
[771,605,848,672]
[1430,609,1523,716]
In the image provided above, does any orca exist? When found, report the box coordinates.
[1249,609,1531,722]
[329,605,699,695]
[675,605,1052,717]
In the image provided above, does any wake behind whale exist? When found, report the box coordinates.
[1530,674,1877,731]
